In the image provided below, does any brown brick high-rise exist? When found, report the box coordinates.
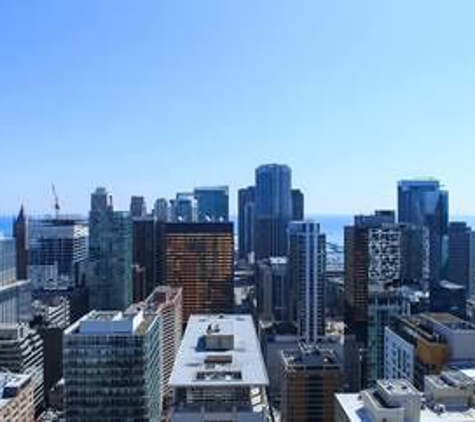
[164,223,233,323]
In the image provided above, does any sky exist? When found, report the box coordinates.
[1,0,475,216]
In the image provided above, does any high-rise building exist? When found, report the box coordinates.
[63,310,162,420]
[128,286,182,409]
[130,195,147,217]
[169,314,270,421]
[170,192,196,222]
[448,222,475,298]
[0,324,44,414]
[344,211,407,389]
[254,164,292,260]
[88,187,133,310]
[384,312,475,389]
[28,216,88,288]
[256,257,289,323]
[164,223,233,323]
[238,186,256,261]
[132,216,160,300]
[281,343,343,422]
[194,186,229,222]
[291,188,305,221]
[0,238,32,324]
[288,221,326,342]
[398,180,449,288]
[154,198,169,222]
[13,205,29,280]
[0,372,35,421]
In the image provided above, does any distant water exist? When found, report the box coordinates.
[0,216,13,237]
[311,214,352,246]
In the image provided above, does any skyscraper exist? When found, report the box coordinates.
[164,223,233,323]
[291,188,305,221]
[170,192,196,223]
[88,187,133,311]
[64,310,162,420]
[130,195,147,217]
[238,186,255,261]
[28,216,88,288]
[448,222,475,297]
[254,164,292,260]
[13,205,29,280]
[288,221,326,342]
[154,197,169,222]
[0,238,32,324]
[398,180,449,286]
[194,186,229,222]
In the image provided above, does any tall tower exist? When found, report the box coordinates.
[13,205,29,280]
[88,187,133,311]
[398,180,448,285]
[288,221,326,342]
[194,186,229,222]
[238,186,255,261]
[254,164,292,260]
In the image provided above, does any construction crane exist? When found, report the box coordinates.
[51,184,60,218]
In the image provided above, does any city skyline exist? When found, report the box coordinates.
[2,1,475,215]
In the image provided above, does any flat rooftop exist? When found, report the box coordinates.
[0,372,31,411]
[64,310,154,336]
[169,314,268,388]
[336,392,475,422]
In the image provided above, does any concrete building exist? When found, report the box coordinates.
[0,324,44,414]
[281,342,343,422]
[385,313,475,389]
[127,286,182,409]
[63,310,162,421]
[169,314,270,421]
[0,372,35,421]
[164,223,234,323]
[154,197,169,222]
[335,376,475,421]
[288,221,326,342]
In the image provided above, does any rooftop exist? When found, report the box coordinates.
[0,372,31,411]
[169,314,268,388]
[64,310,155,336]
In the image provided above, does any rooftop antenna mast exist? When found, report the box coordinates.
[51,184,60,218]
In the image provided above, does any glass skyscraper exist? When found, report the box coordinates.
[254,164,292,259]
[397,180,448,285]
[88,187,133,311]
[194,186,229,222]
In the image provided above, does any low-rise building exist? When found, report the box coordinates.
[0,372,35,421]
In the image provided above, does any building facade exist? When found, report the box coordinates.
[0,372,35,421]
[254,164,292,260]
[288,221,326,342]
[63,310,162,421]
[238,186,256,261]
[194,186,229,222]
[164,223,234,323]
[88,187,133,310]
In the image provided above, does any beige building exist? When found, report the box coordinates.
[0,372,35,421]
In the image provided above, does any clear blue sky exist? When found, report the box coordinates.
[1,0,475,216]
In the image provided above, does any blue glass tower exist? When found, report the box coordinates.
[255,164,292,259]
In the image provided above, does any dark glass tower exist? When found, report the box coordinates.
[13,205,29,280]
[291,188,305,221]
[238,186,255,260]
[254,164,292,260]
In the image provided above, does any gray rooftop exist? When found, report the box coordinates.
[169,314,269,388]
